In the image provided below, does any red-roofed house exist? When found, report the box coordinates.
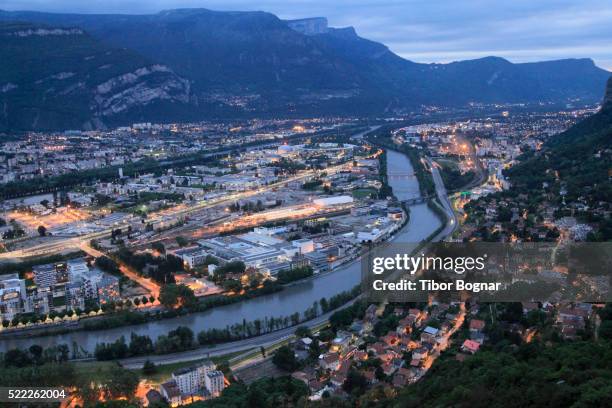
[382,331,400,346]
[461,339,481,354]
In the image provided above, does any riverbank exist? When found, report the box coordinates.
[0,146,410,339]
[0,145,444,353]
[113,147,455,368]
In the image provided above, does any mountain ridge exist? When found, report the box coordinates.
[0,8,610,130]
[0,20,193,131]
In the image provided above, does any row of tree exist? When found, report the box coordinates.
[94,326,196,360]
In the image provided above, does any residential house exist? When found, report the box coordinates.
[319,353,340,371]
[420,326,439,343]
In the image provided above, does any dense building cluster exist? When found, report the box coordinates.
[0,258,119,323]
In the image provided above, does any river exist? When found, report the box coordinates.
[0,149,441,352]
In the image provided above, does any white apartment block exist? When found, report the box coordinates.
[0,274,26,321]
[205,370,225,397]
[171,360,216,396]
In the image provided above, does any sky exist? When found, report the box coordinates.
[2,0,611,70]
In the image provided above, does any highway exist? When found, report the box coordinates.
[427,156,459,241]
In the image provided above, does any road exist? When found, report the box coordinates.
[455,134,487,191]
[119,149,458,370]
[144,203,354,248]
[0,161,351,261]
[118,297,358,369]
[3,135,457,373]
[427,156,459,241]
[417,303,466,377]
[79,243,161,300]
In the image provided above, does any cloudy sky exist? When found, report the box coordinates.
[2,0,611,70]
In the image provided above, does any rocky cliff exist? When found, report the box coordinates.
[0,21,192,131]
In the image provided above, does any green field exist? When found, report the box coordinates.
[437,158,460,171]
[352,188,376,198]
[74,349,248,385]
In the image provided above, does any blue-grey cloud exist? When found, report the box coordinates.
[2,0,611,70]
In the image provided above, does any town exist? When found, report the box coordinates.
[0,104,610,407]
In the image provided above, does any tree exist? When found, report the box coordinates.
[246,384,267,407]
[96,256,121,275]
[330,308,354,329]
[214,260,246,277]
[295,326,312,338]
[29,344,43,364]
[148,402,170,408]
[599,320,612,340]
[142,359,157,375]
[176,236,189,247]
[501,302,524,323]
[152,242,165,255]
[309,338,322,360]
[222,279,242,293]
[319,329,335,342]
[156,326,195,353]
[3,349,31,367]
[37,225,47,237]
[129,333,154,356]
[159,284,197,310]
[168,326,195,350]
[103,365,139,400]
[375,366,386,381]
[343,369,368,395]
[272,345,299,372]
[320,297,329,312]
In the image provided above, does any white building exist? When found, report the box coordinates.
[171,360,216,396]
[67,259,90,281]
[198,233,291,274]
[292,238,314,254]
[174,247,210,269]
[205,370,225,397]
[0,273,26,321]
[313,195,353,207]
[32,263,58,290]
[173,366,201,395]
